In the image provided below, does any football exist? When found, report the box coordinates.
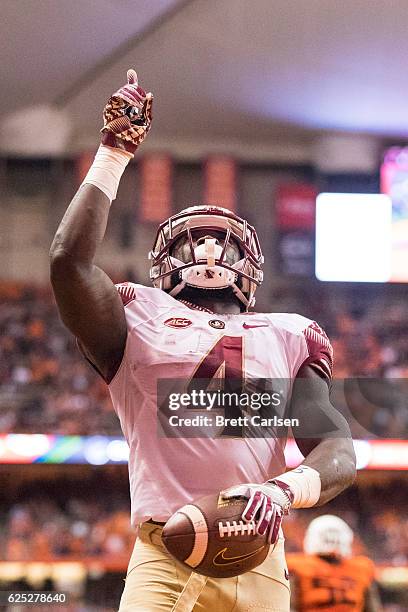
[162,493,270,578]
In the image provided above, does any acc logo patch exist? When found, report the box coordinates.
[209,319,225,329]
[164,317,192,329]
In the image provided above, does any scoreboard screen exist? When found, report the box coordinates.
[314,192,404,282]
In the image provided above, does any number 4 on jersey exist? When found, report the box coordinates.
[188,335,244,437]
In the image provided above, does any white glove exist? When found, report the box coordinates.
[220,479,294,544]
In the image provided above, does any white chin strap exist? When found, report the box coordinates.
[181,239,236,289]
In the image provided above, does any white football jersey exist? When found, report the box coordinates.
[108,283,333,526]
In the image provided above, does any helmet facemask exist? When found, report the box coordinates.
[149,206,264,309]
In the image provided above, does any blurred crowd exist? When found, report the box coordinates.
[1,472,133,564]
[0,282,407,437]
[1,477,406,566]
[323,304,408,379]
[0,283,118,435]
[2,495,133,563]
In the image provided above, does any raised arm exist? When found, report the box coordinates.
[50,69,153,382]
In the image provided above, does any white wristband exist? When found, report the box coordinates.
[275,465,321,508]
[81,144,133,202]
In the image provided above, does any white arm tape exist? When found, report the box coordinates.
[275,465,321,508]
[81,145,133,202]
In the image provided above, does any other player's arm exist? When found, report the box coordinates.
[364,582,383,612]
[50,70,153,382]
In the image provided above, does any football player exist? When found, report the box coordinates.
[50,69,356,611]
[287,515,382,611]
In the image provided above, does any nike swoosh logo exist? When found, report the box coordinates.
[242,323,268,329]
[213,546,265,566]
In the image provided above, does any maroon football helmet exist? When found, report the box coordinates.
[149,205,264,309]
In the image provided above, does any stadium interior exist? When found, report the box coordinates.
[1,1,408,610]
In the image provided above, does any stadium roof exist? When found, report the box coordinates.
[2,0,408,151]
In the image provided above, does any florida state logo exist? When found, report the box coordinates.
[209,319,225,329]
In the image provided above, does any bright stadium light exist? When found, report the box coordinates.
[315,193,392,282]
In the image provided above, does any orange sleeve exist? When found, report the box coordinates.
[287,553,313,576]
[349,556,376,586]
[286,553,299,574]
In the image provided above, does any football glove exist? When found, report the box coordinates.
[220,479,294,544]
[101,69,153,154]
